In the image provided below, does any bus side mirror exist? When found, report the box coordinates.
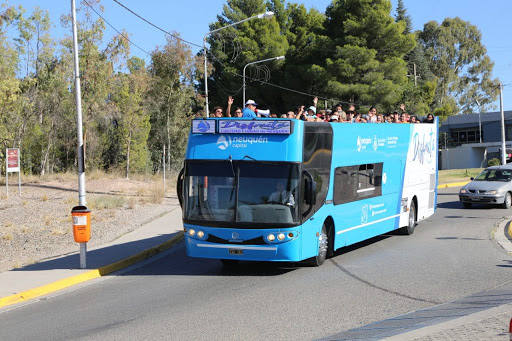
[177,167,185,208]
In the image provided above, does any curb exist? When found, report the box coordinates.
[437,181,468,189]
[0,231,184,309]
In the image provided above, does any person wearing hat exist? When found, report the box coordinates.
[243,99,258,118]
[306,106,317,121]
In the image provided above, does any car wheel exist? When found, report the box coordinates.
[308,223,328,266]
[502,192,512,209]
[462,202,472,208]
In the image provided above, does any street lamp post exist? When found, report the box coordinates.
[475,99,482,143]
[243,56,285,105]
[203,11,274,117]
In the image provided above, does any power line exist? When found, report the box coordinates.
[111,0,203,49]
[83,0,151,56]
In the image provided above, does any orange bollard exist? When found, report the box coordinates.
[71,206,91,243]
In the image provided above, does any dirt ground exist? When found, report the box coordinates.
[0,177,178,273]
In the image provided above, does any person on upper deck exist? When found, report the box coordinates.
[242,99,258,118]
[424,113,435,123]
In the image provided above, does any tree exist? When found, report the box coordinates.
[111,64,151,177]
[395,0,412,35]
[322,0,416,111]
[204,0,288,111]
[148,34,196,173]
[418,17,499,114]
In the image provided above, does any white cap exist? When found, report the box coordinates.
[245,99,258,106]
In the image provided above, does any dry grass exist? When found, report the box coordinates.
[438,168,483,184]
[128,197,137,209]
[42,194,49,201]
[2,233,12,241]
[4,221,13,228]
[88,195,126,210]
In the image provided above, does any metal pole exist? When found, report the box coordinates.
[72,0,87,269]
[476,99,482,143]
[500,83,506,165]
[163,144,166,194]
[5,153,7,197]
[243,64,247,106]
[203,36,209,117]
[18,162,20,195]
[479,112,482,143]
[243,56,285,105]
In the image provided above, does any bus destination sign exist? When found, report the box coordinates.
[218,120,292,135]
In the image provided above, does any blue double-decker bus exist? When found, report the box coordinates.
[177,118,438,266]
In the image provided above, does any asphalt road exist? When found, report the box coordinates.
[1,187,512,341]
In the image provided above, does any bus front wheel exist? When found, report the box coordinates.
[308,223,328,266]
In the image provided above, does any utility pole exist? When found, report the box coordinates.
[71,0,88,269]
[407,63,420,87]
[500,83,506,165]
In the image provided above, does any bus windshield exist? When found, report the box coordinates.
[184,161,300,225]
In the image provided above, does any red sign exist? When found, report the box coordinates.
[7,148,19,171]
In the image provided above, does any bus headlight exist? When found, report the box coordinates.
[267,234,275,242]
[188,229,196,237]
[197,231,204,238]
[277,233,285,241]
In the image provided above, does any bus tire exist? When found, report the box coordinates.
[400,201,416,235]
[308,223,328,266]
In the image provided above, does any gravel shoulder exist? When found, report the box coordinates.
[0,178,178,273]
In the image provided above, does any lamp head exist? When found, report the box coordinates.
[258,11,274,19]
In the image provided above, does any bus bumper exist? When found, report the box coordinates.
[184,225,302,262]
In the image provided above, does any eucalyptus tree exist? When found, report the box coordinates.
[418,17,499,114]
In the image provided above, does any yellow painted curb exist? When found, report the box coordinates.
[0,232,184,309]
[437,182,469,189]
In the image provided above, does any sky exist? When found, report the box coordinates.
[11,0,512,111]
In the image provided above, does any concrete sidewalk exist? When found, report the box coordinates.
[0,203,184,309]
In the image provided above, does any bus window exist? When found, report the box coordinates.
[184,162,236,222]
[334,163,383,205]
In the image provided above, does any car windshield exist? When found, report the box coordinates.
[474,169,512,182]
[184,161,300,225]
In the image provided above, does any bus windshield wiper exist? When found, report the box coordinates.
[242,155,258,162]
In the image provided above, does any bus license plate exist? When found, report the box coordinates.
[229,249,243,255]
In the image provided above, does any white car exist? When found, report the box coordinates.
[459,165,512,208]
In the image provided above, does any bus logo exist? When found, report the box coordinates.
[217,135,231,150]
[232,232,239,239]
[361,204,368,224]
[197,121,211,132]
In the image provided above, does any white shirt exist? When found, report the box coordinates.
[269,190,295,206]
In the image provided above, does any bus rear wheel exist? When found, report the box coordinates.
[400,201,416,235]
[308,223,328,266]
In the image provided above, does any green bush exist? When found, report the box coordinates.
[488,158,501,167]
